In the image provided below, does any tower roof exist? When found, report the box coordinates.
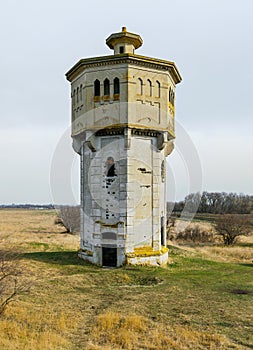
[106,27,143,51]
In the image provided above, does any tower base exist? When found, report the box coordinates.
[78,246,169,267]
[126,246,169,267]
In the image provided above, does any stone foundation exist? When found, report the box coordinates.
[126,246,169,267]
[78,246,169,267]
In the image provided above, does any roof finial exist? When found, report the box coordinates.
[122,26,127,32]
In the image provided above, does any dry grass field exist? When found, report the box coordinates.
[0,209,253,349]
[171,220,253,264]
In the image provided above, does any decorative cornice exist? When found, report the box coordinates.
[66,54,182,85]
[73,123,175,139]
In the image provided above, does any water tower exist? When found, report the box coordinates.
[66,27,182,266]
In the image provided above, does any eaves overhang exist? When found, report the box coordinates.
[106,31,143,50]
[66,54,182,85]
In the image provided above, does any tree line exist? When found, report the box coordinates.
[0,204,54,209]
[170,192,253,214]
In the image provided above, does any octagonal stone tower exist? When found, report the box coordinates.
[66,27,182,267]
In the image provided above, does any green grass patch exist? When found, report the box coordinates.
[2,209,253,349]
[16,246,253,348]
[25,242,50,250]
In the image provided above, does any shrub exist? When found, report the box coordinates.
[170,223,216,243]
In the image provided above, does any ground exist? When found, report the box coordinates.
[0,209,252,349]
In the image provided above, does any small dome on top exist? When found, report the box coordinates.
[106,27,143,55]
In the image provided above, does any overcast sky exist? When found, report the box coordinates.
[0,0,252,204]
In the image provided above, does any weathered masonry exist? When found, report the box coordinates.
[66,27,182,267]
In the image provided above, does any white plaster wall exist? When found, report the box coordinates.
[73,58,177,266]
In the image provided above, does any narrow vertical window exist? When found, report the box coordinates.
[170,89,174,105]
[119,46,124,54]
[77,87,79,103]
[80,84,82,101]
[156,81,160,97]
[104,78,110,96]
[169,88,175,106]
[147,79,152,96]
[114,77,120,94]
[138,78,143,95]
[94,80,100,96]
[73,90,76,106]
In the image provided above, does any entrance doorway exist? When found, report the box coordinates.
[102,247,117,267]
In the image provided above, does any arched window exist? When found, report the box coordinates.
[137,78,143,95]
[169,88,175,106]
[156,81,160,98]
[76,87,79,103]
[72,90,76,106]
[80,84,82,101]
[106,156,116,177]
[147,79,152,96]
[114,77,120,94]
[94,80,100,96]
[104,78,110,96]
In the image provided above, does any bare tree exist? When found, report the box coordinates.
[55,206,80,234]
[173,192,253,215]
[0,252,30,314]
[198,192,253,214]
[214,215,253,245]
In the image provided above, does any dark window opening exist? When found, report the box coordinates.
[104,78,110,96]
[138,78,143,95]
[80,84,83,101]
[94,80,100,96]
[147,79,152,96]
[73,90,76,106]
[76,87,79,103]
[169,87,174,106]
[119,46,124,54]
[156,80,160,97]
[114,77,120,94]
[106,156,117,177]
